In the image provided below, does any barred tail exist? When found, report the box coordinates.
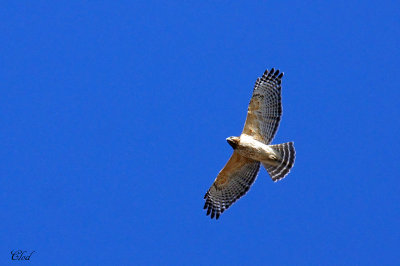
[263,142,296,182]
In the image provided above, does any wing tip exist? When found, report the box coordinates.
[261,67,284,82]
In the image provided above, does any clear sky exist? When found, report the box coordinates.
[1,1,399,265]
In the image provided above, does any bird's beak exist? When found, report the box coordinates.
[226,138,237,149]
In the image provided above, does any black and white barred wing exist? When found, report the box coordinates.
[204,151,260,219]
[242,68,283,144]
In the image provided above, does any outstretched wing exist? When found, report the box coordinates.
[204,151,260,219]
[242,68,283,144]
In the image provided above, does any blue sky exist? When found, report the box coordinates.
[1,1,399,265]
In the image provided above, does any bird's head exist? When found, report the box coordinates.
[226,136,240,149]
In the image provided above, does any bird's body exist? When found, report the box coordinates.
[227,135,280,166]
[203,68,296,220]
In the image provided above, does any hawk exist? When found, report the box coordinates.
[204,68,296,219]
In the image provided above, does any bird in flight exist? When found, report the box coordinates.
[204,68,296,219]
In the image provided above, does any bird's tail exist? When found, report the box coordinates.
[262,142,296,182]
